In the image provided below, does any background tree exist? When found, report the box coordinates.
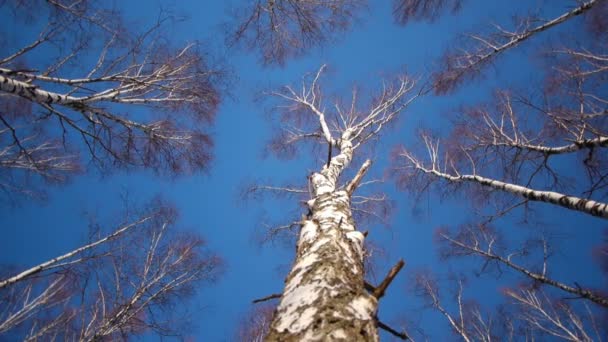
[225,0,366,66]
[0,199,223,341]
[394,0,608,339]
[0,0,223,200]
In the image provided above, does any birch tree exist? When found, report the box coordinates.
[396,87,608,219]
[250,65,417,340]
[0,215,152,290]
[0,200,223,341]
[395,0,608,218]
[411,269,607,341]
[0,0,222,199]
[394,1,608,338]
[503,287,605,341]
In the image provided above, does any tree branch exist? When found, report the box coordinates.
[377,319,409,340]
[346,159,372,195]
[373,259,405,299]
[252,293,282,304]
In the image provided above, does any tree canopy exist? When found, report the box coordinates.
[1,0,606,340]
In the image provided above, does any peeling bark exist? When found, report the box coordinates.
[266,133,379,341]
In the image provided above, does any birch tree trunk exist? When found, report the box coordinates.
[399,140,608,219]
[0,216,151,289]
[260,65,415,340]
[265,130,378,341]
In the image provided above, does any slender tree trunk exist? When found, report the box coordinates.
[0,74,85,106]
[465,0,599,64]
[265,130,378,341]
[417,165,608,218]
[0,216,150,289]
[462,174,608,218]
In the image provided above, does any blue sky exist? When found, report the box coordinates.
[1,0,605,340]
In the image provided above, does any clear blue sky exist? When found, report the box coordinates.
[0,0,604,340]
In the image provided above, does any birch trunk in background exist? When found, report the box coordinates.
[266,131,378,341]
[399,136,608,219]
[445,171,607,218]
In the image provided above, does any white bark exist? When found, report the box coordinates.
[266,132,378,341]
[462,174,607,218]
[0,73,161,131]
[486,137,608,155]
[264,66,416,341]
[0,74,81,106]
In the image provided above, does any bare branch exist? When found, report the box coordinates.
[0,199,223,341]
[372,259,405,299]
[0,2,224,198]
[269,65,418,159]
[346,159,372,195]
[414,273,472,342]
[377,319,409,340]
[236,304,275,342]
[0,276,71,334]
[505,287,599,341]
[252,293,282,304]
